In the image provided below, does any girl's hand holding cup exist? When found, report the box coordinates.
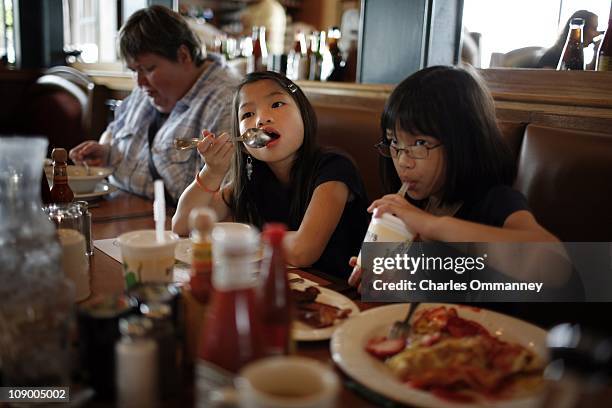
[368,194,435,240]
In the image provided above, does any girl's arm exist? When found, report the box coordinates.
[283,181,349,267]
[171,132,233,236]
[369,194,557,243]
[369,194,571,286]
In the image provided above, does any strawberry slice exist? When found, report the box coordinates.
[365,337,406,358]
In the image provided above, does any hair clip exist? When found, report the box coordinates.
[287,83,298,93]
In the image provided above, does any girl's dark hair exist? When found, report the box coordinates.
[380,65,515,205]
[119,5,205,66]
[226,71,320,228]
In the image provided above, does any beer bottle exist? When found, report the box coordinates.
[557,18,585,70]
[596,3,612,71]
[50,148,74,203]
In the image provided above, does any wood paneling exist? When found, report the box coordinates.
[80,67,612,134]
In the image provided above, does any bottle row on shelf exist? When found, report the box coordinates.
[211,26,357,82]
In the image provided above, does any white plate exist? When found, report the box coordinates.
[292,287,360,342]
[74,182,118,200]
[331,303,547,408]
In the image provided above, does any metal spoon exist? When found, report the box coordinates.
[81,160,91,176]
[388,302,420,339]
[174,128,277,150]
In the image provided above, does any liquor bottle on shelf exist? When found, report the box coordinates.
[259,223,292,356]
[50,148,74,203]
[195,224,264,405]
[309,31,324,81]
[287,30,307,80]
[326,27,346,82]
[596,3,612,71]
[247,26,268,73]
[557,18,585,70]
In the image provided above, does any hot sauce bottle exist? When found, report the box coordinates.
[50,148,74,203]
[189,207,216,304]
[195,224,264,405]
[259,223,292,356]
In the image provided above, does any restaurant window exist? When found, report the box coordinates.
[463,0,611,68]
[0,0,15,64]
[64,0,118,63]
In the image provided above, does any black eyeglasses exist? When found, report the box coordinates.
[374,141,442,159]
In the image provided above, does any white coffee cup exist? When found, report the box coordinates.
[117,229,179,288]
[212,356,340,408]
[356,212,415,267]
[57,228,90,301]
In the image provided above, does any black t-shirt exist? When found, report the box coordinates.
[252,151,370,278]
[455,185,530,227]
[452,185,584,302]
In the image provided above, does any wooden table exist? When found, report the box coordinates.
[87,190,381,407]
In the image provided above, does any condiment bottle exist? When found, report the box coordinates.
[50,148,74,203]
[140,303,177,400]
[195,224,264,406]
[115,316,158,408]
[540,323,612,408]
[189,207,216,304]
[259,223,292,356]
[557,18,585,70]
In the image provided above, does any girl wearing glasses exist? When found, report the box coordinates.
[349,65,567,291]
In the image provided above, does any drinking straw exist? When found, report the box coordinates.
[154,180,165,243]
[397,182,409,197]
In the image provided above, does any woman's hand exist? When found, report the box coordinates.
[196,130,233,178]
[69,141,110,167]
[368,194,436,239]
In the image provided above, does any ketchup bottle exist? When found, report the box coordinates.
[195,224,264,405]
[259,223,292,356]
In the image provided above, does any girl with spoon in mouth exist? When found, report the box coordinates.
[173,71,370,277]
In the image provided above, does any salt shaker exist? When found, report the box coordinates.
[116,316,158,408]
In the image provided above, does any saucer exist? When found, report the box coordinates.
[74,182,118,200]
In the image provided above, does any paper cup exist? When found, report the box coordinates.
[356,212,415,267]
[117,230,179,289]
[235,356,339,408]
